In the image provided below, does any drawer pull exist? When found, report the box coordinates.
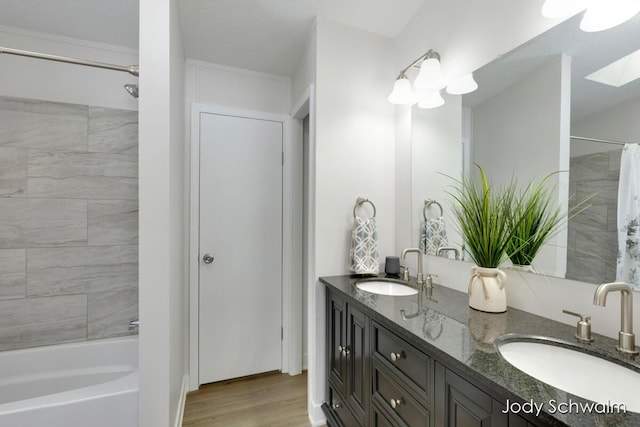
[338,345,344,353]
[332,402,341,410]
[342,347,350,357]
[390,398,401,409]
[390,352,402,362]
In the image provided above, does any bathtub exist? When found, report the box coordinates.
[0,336,138,427]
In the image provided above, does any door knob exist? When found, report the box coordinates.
[202,254,214,264]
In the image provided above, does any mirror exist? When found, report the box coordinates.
[411,13,640,286]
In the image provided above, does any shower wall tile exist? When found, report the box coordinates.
[0,295,86,351]
[0,249,26,300]
[570,204,608,232]
[0,98,87,151]
[27,151,138,200]
[576,179,618,206]
[0,198,87,248]
[88,107,138,155]
[570,152,609,181]
[26,245,138,297]
[0,147,27,197]
[88,288,138,340]
[88,200,138,246]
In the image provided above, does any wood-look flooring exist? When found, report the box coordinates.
[182,371,312,427]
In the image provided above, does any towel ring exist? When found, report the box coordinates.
[353,197,376,219]
[423,199,443,220]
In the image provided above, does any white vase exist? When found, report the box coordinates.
[468,266,507,313]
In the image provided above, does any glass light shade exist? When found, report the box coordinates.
[418,91,445,109]
[388,77,416,105]
[414,58,447,90]
[541,0,587,18]
[580,0,640,32]
[446,73,478,95]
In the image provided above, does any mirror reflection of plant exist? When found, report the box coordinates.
[447,164,520,268]
[507,174,594,267]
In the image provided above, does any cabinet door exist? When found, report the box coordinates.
[346,304,370,425]
[435,362,494,427]
[328,291,347,396]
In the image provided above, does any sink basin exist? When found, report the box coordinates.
[356,280,418,296]
[497,335,640,412]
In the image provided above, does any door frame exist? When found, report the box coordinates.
[188,103,294,391]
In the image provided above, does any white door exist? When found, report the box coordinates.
[198,112,283,384]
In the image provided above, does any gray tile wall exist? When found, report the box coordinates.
[0,96,138,351]
[566,149,621,284]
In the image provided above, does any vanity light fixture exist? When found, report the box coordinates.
[388,49,478,107]
[541,0,640,32]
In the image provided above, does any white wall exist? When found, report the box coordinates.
[411,94,463,253]
[139,0,187,426]
[472,55,571,277]
[185,60,290,115]
[312,17,396,423]
[572,95,640,157]
[0,25,138,110]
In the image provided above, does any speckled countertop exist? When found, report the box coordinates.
[320,274,640,427]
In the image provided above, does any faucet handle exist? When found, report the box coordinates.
[401,266,410,281]
[563,310,594,342]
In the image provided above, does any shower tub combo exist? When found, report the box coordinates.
[0,336,138,427]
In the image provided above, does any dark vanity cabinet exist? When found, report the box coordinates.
[327,291,370,426]
[324,287,541,427]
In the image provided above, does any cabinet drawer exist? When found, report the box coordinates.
[373,362,430,427]
[373,322,430,398]
[372,402,397,427]
[329,384,361,427]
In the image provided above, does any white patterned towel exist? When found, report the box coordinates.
[420,217,449,255]
[349,216,380,274]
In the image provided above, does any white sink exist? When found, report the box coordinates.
[356,280,418,296]
[497,337,640,413]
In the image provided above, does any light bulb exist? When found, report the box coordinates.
[414,57,447,91]
[580,0,640,32]
[388,76,416,105]
[446,73,478,95]
[418,91,445,109]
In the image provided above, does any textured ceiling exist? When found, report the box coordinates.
[463,13,640,122]
[0,0,139,48]
[178,0,425,76]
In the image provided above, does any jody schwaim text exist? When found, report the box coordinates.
[502,399,627,416]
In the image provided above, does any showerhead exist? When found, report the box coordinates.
[124,84,139,99]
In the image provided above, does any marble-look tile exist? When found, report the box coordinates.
[88,200,138,246]
[28,151,138,200]
[88,107,138,155]
[27,245,138,297]
[575,230,617,265]
[0,249,25,300]
[0,147,26,197]
[570,152,610,182]
[609,148,623,179]
[88,288,138,339]
[0,97,87,151]
[0,198,87,248]
[570,204,608,231]
[607,204,618,232]
[576,179,619,206]
[565,255,606,283]
[0,294,86,351]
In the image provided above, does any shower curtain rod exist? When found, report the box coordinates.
[0,45,139,76]
[570,135,627,146]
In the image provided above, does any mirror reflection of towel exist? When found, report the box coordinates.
[420,217,448,255]
[349,216,379,274]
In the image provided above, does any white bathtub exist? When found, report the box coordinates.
[0,336,138,427]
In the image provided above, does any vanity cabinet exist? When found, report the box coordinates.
[324,287,544,427]
[327,291,370,426]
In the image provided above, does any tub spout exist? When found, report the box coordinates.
[128,319,139,331]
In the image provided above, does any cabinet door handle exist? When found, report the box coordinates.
[342,346,350,357]
[338,345,344,353]
[390,398,401,409]
[332,402,341,410]
[390,352,402,362]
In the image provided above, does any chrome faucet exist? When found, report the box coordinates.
[436,246,460,260]
[593,282,638,355]
[401,248,424,286]
[128,319,139,331]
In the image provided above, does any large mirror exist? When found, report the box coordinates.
[411,13,640,286]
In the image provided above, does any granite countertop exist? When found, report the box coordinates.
[320,274,640,427]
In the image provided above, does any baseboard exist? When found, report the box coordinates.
[308,402,326,427]
[174,375,189,427]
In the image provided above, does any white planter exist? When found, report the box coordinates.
[468,266,507,313]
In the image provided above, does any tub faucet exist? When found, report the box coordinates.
[593,282,639,355]
[128,319,139,331]
[401,248,424,286]
[436,246,460,260]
